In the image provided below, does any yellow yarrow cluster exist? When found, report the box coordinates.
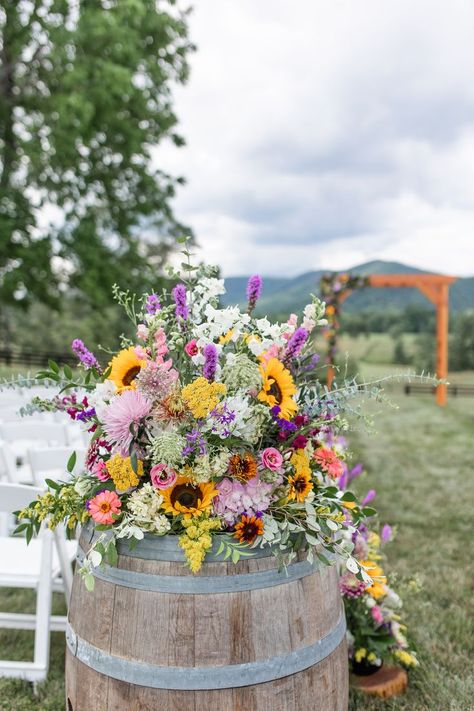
[19,486,90,531]
[393,649,418,667]
[106,454,143,491]
[290,450,311,477]
[181,377,226,419]
[178,516,222,573]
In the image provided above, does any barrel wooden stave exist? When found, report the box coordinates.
[66,530,348,711]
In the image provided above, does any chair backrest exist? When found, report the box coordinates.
[0,421,69,446]
[0,482,43,514]
[28,447,87,486]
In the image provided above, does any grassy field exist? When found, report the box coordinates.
[0,380,473,710]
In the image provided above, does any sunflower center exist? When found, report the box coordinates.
[268,377,283,404]
[293,476,308,492]
[123,366,141,386]
[171,484,201,509]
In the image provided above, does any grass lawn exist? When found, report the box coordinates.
[0,389,472,710]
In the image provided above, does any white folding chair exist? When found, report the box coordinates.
[0,421,70,484]
[0,483,68,685]
[27,447,87,488]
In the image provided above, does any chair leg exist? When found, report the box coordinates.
[53,526,74,604]
[32,527,54,687]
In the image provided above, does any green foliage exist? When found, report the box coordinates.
[449,310,474,371]
[0,0,194,309]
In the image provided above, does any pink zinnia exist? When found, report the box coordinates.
[102,390,152,457]
[185,339,199,357]
[150,463,178,490]
[370,605,384,626]
[88,490,122,525]
[314,447,344,479]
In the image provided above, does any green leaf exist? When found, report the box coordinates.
[67,451,77,473]
[231,549,240,564]
[63,364,73,380]
[45,478,61,490]
[106,543,118,567]
[48,359,59,374]
[340,491,357,502]
[362,507,377,517]
[84,574,95,592]
[130,450,138,474]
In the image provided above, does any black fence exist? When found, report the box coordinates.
[404,383,474,397]
[0,349,76,368]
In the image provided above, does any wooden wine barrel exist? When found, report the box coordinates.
[66,523,348,711]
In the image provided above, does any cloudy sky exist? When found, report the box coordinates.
[157,0,474,277]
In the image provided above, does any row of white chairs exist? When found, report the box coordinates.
[0,411,88,687]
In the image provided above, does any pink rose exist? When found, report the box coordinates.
[260,447,283,471]
[185,339,199,357]
[150,464,178,490]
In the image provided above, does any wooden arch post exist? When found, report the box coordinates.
[326,274,457,405]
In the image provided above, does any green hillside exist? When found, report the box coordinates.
[221,261,473,316]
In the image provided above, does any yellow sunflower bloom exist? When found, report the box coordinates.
[161,476,218,519]
[108,348,145,392]
[287,471,313,502]
[258,358,298,419]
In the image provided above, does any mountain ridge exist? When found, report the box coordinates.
[220,260,473,315]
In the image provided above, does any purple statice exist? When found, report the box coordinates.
[283,327,309,364]
[71,339,99,370]
[172,283,189,321]
[246,275,263,314]
[270,405,297,432]
[75,407,96,422]
[203,343,218,381]
[145,293,161,315]
[182,428,207,457]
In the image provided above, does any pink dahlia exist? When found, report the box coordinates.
[102,390,152,456]
[88,490,122,525]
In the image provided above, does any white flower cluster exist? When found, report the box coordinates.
[126,483,171,535]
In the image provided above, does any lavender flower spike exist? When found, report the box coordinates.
[246,274,262,314]
[172,283,189,321]
[203,343,218,381]
[381,523,393,544]
[71,339,99,370]
[283,327,308,363]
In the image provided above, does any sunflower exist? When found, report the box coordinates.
[234,514,264,544]
[258,357,298,419]
[161,476,218,519]
[108,348,145,392]
[287,471,313,502]
[228,453,257,482]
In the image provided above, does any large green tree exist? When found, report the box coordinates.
[0,0,193,309]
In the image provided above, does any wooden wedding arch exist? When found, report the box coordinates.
[327,273,457,405]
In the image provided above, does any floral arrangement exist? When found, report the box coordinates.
[333,439,419,672]
[17,243,378,588]
[319,272,369,373]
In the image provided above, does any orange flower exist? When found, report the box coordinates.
[314,447,344,479]
[234,515,264,544]
[228,453,257,481]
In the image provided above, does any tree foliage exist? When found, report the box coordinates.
[0,0,193,308]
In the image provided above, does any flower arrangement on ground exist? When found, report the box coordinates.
[17,243,379,587]
[334,447,419,672]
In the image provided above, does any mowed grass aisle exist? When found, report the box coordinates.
[0,393,472,710]
[349,392,474,711]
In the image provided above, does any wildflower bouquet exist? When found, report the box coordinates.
[18,245,376,586]
[333,449,419,672]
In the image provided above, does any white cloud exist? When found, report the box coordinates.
[158,0,474,276]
